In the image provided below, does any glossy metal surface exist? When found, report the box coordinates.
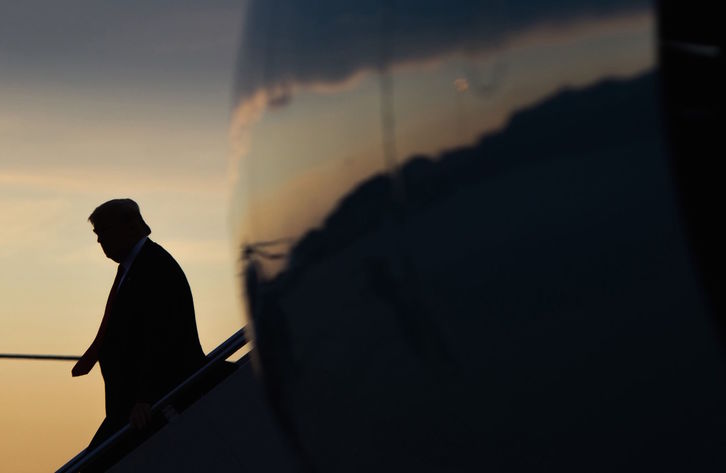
[232,1,726,471]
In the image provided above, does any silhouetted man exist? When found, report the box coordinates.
[72,199,206,451]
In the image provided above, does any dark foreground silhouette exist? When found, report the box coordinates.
[74,199,207,471]
[246,70,726,472]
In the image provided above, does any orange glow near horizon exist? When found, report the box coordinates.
[0,51,244,473]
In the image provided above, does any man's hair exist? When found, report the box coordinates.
[89,198,152,235]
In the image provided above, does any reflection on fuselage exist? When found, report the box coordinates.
[232,1,726,472]
[231,5,655,255]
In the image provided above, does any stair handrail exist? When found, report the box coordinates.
[56,327,249,473]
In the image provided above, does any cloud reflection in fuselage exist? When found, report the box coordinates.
[233,0,650,105]
[230,7,656,249]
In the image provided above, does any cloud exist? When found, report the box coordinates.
[0,1,241,59]
[0,1,243,90]
[0,197,71,257]
[233,0,650,105]
[0,96,231,194]
[228,0,652,178]
[0,167,227,195]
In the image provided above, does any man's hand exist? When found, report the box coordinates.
[71,352,96,377]
[129,403,152,430]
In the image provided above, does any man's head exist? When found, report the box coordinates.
[89,199,151,263]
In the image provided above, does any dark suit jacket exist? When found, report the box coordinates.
[97,239,206,428]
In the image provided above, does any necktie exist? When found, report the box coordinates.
[84,264,125,364]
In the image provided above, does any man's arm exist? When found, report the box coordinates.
[71,348,97,377]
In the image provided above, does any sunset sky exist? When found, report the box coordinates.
[1,0,657,471]
[1,2,245,471]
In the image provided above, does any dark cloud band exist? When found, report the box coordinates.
[234,0,651,104]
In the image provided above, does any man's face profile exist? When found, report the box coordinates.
[94,221,135,263]
[90,199,150,263]
[94,223,122,262]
